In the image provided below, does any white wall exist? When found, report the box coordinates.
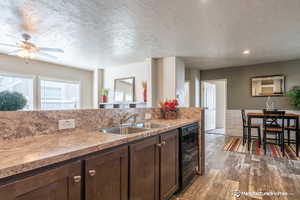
[154,57,187,106]
[0,54,93,109]
[103,60,151,103]
[147,58,156,107]
[93,69,104,108]
[175,58,185,106]
[103,57,187,107]
[185,68,201,107]
[215,80,226,128]
[155,57,176,103]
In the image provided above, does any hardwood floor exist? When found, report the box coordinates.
[177,134,300,200]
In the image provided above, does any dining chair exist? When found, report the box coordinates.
[285,119,300,145]
[241,109,261,146]
[285,118,299,148]
[262,110,286,156]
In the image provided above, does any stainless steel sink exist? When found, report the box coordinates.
[99,127,149,135]
[134,122,167,129]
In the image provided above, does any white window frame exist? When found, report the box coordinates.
[0,71,37,110]
[0,71,82,111]
[38,77,81,110]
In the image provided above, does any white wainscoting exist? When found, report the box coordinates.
[225,109,300,137]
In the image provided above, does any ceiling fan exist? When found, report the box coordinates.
[0,33,64,60]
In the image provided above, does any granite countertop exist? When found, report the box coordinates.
[0,119,199,180]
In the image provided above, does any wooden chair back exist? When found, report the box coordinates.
[241,109,247,127]
[263,110,286,131]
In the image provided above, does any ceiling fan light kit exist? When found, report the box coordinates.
[0,33,64,60]
[18,49,36,59]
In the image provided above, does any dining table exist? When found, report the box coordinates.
[247,112,299,156]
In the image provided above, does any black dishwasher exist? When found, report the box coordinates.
[178,122,199,191]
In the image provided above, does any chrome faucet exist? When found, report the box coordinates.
[117,112,138,125]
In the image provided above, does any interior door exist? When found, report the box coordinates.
[204,82,216,131]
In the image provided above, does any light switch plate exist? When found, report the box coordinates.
[145,113,152,120]
[58,119,75,130]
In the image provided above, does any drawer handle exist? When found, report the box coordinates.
[156,143,162,147]
[73,176,81,183]
[89,169,96,177]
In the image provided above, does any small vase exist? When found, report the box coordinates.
[143,88,147,102]
[162,110,177,120]
[101,95,108,103]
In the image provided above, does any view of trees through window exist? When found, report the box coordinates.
[0,74,81,110]
[0,74,34,110]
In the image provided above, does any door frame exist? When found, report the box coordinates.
[201,79,227,133]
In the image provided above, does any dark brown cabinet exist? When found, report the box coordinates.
[85,145,128,200]
[130,129,179,200]
[0,161,82,200]
[130,136,160,200]
[159,129,179,200]
[0,128,182,200]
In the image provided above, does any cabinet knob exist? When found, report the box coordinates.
[73,176,81,183]
[89,169,96,177]
[157,141,166,148]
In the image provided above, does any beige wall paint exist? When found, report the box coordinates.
[0,54,93,109]
[200,60,300,110]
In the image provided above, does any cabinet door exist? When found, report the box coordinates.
[130,136,160,200]
[85,145,128,200]
[0,161,82,200]
[159,129,179,200]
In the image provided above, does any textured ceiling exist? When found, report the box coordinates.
[1,0,300,70]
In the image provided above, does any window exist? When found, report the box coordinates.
[40,79,80,110]
[0,74,34,110]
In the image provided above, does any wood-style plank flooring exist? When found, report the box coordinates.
[176,134,300,200]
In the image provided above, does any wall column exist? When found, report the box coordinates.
[93,69,104,108]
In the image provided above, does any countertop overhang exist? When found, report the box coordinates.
[0,119,199,180]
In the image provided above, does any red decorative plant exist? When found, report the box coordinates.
[160,99,179,119]
[160,99,179,111]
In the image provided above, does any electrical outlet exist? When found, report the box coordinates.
[58,119,75,130]
[145,113,152,120]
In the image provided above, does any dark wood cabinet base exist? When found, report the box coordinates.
[0,125,198,200]
[0,161,82,200]
[85,145,128,200]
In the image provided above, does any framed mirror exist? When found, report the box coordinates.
[251,75,285,97]
[114,77,135,102]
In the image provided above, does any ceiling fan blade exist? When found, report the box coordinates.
[35,52,58,59]
[0,43,19,48]
[6,34,21,40]
[39,47,64,53]
[7,49,22,55]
